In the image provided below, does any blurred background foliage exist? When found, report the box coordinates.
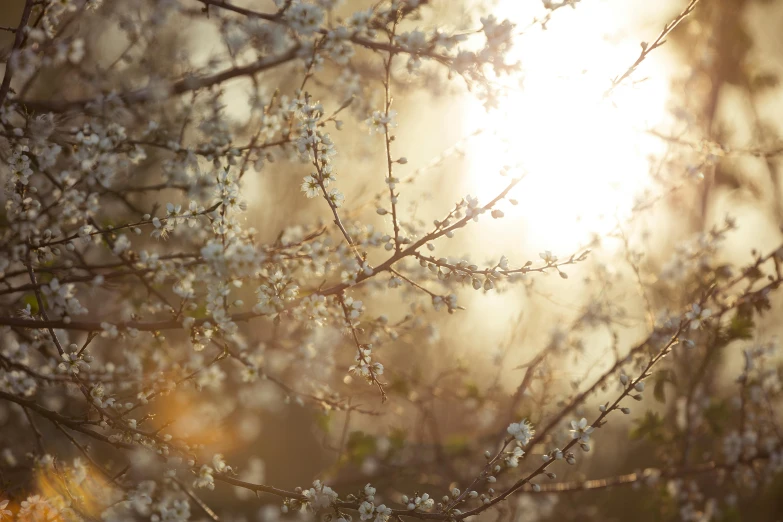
[2,0,783,521]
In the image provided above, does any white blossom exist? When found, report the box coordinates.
[507,419,535,446]
[569,418,594,443]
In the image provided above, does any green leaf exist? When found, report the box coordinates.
[387,377,410,397]
[315,412,331,434]
[630,411,666,443]
[703,400,731,435]
[22,294,39,315]
[346,431,376,464]
[190,303,209,319]
[464,381,482,400]
[744,265,764,281]
[728,312,754,341]
[388,427,407,452]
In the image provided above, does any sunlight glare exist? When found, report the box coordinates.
[465,1,671,251]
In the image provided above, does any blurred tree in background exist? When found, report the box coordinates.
[1,1,782,521]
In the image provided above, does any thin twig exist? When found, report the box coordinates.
[0,0,35,107]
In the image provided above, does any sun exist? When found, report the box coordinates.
[464,0,672,252]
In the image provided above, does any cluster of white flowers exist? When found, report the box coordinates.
[357,486,392,522]
[302,480,338,510]
[254,270,300,315]
[507,419,535,446]
[401,493,434,512]
[349,344,384,382]
[41,278,88,319]
[365,110,398,135]
[659,221,734,283]
[1,0,782,521]
[505,446,525,467]
[286,2,325,36]
[57,347,92,374]
[193,465,215,490]
[684,303,712,330]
